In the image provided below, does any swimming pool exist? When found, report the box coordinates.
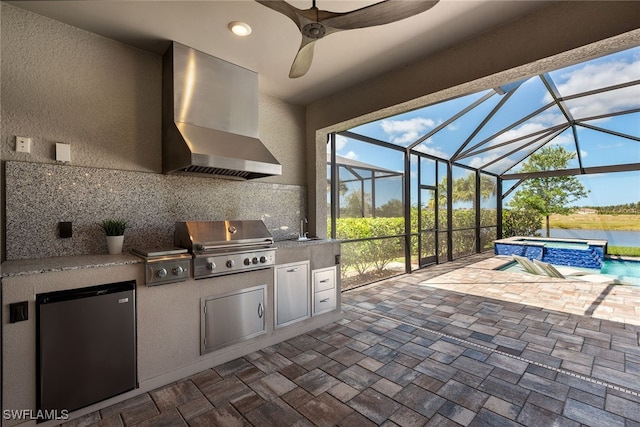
[494,236,607,269]
[498,258,640,286]
[519,239,589,250]
[600,259,640,286]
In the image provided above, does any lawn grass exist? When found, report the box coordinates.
[608,246,640,257]
[548,214,640,231]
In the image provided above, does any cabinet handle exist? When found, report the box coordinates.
[257,303,264,318]
[319,279,330,283]
[287,268,299,272]
[320,298,330,303]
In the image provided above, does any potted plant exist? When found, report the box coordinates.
[99,219,128,254]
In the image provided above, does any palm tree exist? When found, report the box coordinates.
[438,173,496,209]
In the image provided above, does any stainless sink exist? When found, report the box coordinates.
[292,236,322,242]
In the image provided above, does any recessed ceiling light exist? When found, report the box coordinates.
[228,21,252,37]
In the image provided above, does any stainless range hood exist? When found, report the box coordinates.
[162,42,281,180]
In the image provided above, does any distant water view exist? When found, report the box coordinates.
[538,229,640,247]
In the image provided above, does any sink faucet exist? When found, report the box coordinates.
[299,217,308,239]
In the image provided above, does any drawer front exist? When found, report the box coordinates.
[313,268,335,292]
[314,288,336,315]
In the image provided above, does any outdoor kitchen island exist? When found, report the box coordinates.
[1,239,341,427]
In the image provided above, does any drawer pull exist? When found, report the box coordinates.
[319,279,330,283]
[320,298,330,303]
[286,268,298,273]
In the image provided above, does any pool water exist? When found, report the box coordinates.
[520,239,589,250]
[601,259,640,286]
[498,258,640,286]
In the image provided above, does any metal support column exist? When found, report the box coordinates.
[404,150,412,273]
[329,133,338,238]
[475,171,481,253]
[447,162,453,261]
[496,178,503,239]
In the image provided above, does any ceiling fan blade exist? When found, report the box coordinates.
[289,38,316,78]
[256,0,439,78]
[322,0,440,30]
[255,0,304,29]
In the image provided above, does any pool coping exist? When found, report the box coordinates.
[605,254,640,262]
[494,235,608,247]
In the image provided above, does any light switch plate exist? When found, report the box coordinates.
[56,142,71,162]
[16,136,32,153]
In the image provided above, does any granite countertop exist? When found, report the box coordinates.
[274,238,337,249]
[1,253,142,278]
[1,240,340,278]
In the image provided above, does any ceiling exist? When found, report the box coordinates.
[7,0,553,105]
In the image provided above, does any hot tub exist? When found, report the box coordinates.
[494,236,607,269]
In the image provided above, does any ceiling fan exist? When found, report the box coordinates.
[255,0,440,78]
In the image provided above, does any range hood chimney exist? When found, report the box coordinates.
[162,42,282,180]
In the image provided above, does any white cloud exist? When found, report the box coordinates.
[580,149,588,158]
[474,54,639,157]
[335,135,348,151]
[414,141,449,159]
[381,117,436,145]
[481,113,569,152]
[469,153,500,169]
[543,57,640,118]
[547,132,574,146]
[343,150,358,160]
[547,59,640,100]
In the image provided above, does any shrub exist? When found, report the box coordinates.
[502,209,542,238]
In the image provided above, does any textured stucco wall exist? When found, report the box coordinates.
[0,3,308,260]
[259,92,306,186]
[0,3,306,183]
[0,3,162,172]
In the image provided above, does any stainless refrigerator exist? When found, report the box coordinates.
[36,280,137,417]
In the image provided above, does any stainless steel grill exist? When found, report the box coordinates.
[174,220,276,279]
[132,247,191,286]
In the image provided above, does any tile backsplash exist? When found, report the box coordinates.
[4,161,306,260]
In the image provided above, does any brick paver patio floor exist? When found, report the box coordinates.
[63,254,640,426]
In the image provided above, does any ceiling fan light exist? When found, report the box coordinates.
[228,21,252,37]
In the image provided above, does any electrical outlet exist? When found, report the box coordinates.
[59,221,73,238]
[10,301,28,323]
[16,136,32,153]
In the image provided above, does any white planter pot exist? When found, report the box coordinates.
[106,235,124,255]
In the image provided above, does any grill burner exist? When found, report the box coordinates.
[132,247,191,286]
[175,220,276,279]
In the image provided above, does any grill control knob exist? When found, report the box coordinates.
[252,257,259,264]
[207,262,216,271]
[244,258,251,266]
[173,266,185,275]
[260,256,267,263]
[226,260,235,268]
[156,268,168,278]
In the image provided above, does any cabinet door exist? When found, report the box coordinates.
[275,262,310,327]
[202,285,266,354]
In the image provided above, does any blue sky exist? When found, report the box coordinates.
[333,46,640,208]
